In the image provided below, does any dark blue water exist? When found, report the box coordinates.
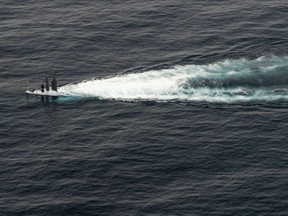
[1,1,288,215]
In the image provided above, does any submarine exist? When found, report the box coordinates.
[40,77,57,93]
[26,77,60,97]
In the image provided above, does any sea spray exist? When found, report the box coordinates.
[48,56,288,103]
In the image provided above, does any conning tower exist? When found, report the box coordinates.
[51,78,57,91]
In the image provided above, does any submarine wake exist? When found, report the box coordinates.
[56,56,288,103]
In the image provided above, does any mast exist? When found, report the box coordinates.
[45,77,49,91]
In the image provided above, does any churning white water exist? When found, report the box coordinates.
[34,56,288,103]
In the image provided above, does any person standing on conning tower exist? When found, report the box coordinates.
[41,84,45,92]
[45,77,49,91]
[51,78,57,91]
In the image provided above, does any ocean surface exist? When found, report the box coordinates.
[1,0,288,215]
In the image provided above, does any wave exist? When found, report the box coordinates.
[56,56,288,103]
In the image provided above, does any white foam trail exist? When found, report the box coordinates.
[55,56,288,103]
